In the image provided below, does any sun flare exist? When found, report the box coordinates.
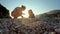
[18,7,30,18]
[22,10,29,18]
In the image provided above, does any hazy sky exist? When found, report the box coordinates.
[0,0,60,15]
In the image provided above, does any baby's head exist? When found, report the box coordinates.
[21,5,26,11]
[28,9,33,14]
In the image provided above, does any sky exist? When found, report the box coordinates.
[0,0,60,17]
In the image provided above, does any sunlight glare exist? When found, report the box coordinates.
[18,7,30,18]
[22,7,29,18]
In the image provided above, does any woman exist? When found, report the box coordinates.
[11,5,26,19]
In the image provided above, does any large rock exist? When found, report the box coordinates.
[0,4,11,18]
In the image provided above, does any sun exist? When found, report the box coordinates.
[22,10,29,18]
[18,8,30,18]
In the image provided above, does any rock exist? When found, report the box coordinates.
[55,28,60,33]
[0,4,11,18]
[0,17,60,34]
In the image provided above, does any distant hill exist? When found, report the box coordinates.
[36,10,60,19]
[47,10,60,14]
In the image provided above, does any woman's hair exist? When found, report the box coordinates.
[21,5,26,10]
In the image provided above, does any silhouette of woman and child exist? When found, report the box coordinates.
[11,5,35,19]
[0,4,35,19]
